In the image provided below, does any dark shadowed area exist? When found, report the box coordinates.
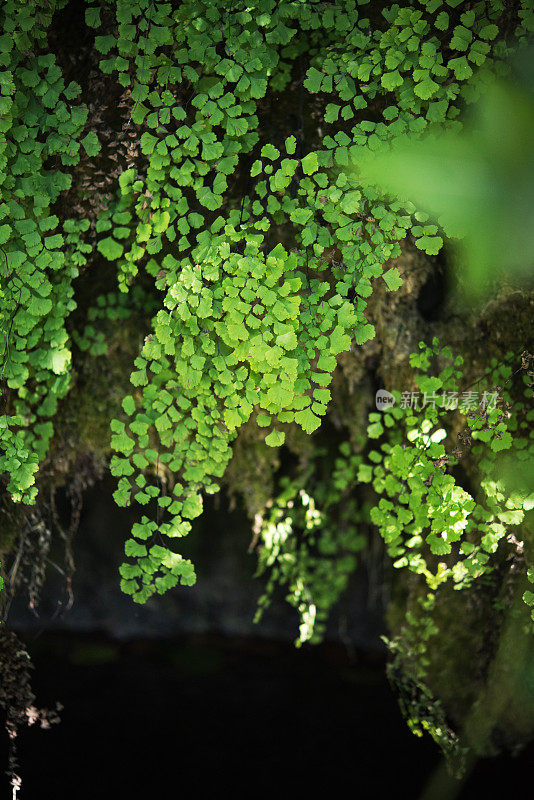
[4,480,533,800]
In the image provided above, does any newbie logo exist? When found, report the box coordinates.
[375,389,395,410]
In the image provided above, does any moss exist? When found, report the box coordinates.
[462,574,534,756]
[385,524,534,758]
[43,313,143,486]
[0,500,26,560]
[223,416,282,518]
[423,580,496,729]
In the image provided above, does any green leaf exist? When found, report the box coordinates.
[97,237,124,260]
[414,77,439,100]
[329,326,351,355]
[448,56,473,81]
[340,191,360,214]
[265,429,285,447]
[85,7,101,27]
[427,535,452,555]
[368,419,385,440]
[81,131,101,157]
[382,268,402,291]
[261,143,280,160]
[295,407,321,434]
[276,330,297,350]
[122,395,136,415]
[415,235,443,255]
[381,70,403,91]
[182,493,203,519]
[226,117,248,137]
[301,152,319,175]
[285,136,297,155]
[304,67,323,93]
[324,104,340,123]
[435,12,449,30]
[354,323,375,345]
[290,207,313,225]
[479,24,499,40]
[125,539,147,558]
[0,224,11,244]
[50,349,71,374]
[140,132,158,155]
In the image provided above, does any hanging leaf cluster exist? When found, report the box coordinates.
[0,0,532,606]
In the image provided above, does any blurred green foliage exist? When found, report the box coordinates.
[355,44,534,299]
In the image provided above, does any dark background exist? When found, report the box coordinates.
[2,478,533,799]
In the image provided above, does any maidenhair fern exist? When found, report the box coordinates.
[0,1,532,608]
[255,341,534,645]
[362,341,533,592]
[1,2,533,780]
[0,1,91,504]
